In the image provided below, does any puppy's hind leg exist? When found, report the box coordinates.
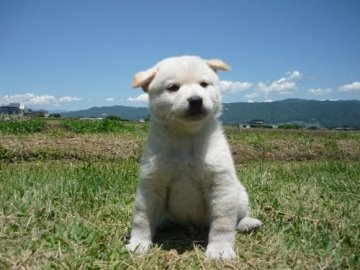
[236,186,262,233]
[237,216,262,233]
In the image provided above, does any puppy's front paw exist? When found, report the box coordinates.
[205,243,236,261]
[126,240,152,255]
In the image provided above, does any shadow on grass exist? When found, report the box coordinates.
[154,221,208,254]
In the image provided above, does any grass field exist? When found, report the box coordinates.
[0,120,359,269]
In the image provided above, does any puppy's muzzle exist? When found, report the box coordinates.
[187,95,206,118]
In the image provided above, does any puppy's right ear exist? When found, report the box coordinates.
[132,68,156,92]
[206,59,231,72]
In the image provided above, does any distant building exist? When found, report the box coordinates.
[239,119,277,129]
[239,123,251,129]
[79,117,103,121]
[0,103,24,115]
[24,109,49,117]
[334,125,354,131]
[239,119,265,129]
[248,119,265,128]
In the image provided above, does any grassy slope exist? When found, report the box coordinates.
[0,126,359,269]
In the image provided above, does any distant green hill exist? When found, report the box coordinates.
[61,105,148,120]
[222,99,360,128]
[61,99,360,128]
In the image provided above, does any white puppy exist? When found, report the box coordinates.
[126,56,261,260]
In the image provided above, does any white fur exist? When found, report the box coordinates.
[127,56,261,260]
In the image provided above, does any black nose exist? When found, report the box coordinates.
[187,95,203,111]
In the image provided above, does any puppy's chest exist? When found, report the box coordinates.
[154,148,212,224]
[161,146,208,175]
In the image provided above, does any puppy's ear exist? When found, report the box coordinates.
[206,59,231,72]
[132,68,156,92]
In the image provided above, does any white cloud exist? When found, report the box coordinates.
[307,88,332,96]
[59,96,82,102]
[247,99,255,103]
[264,99,273,102]
[219,80,253,94]
[127,93,149,103]
[257,70,302,96]
[339,81,360,92]
[244,92,260,99]
[257,81,296,95]
[0,93,81,106]
[105,97,115,102]
[286,70,302,80]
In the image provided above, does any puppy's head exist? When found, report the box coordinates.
[132,56,230,129]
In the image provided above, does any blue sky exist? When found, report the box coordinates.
[1,0,360,111]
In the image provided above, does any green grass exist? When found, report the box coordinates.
[0,127,359,269]
[0,118,148,135]
[63,119,137,133]
[0,118,46,134]
[238,161,360,269]
[61,119,149,134]
[0,161,138,269]
[0,160,359,269]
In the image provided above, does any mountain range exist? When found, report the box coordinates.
[61,99,360,128]
[61,105,148,121]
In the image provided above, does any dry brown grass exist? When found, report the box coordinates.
[1,133,145,162]
[227,128,360,163]
[1,128,359,163]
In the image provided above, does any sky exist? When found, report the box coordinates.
[0,0,360,111]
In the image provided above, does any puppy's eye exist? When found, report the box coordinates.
[200,81,209,88]
[166,84,180,92]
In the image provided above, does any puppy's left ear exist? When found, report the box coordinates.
[206,59,231,72]
[206,59,230,72]
[132,68,156,92]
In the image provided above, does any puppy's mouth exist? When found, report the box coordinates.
[185,108,208,120]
